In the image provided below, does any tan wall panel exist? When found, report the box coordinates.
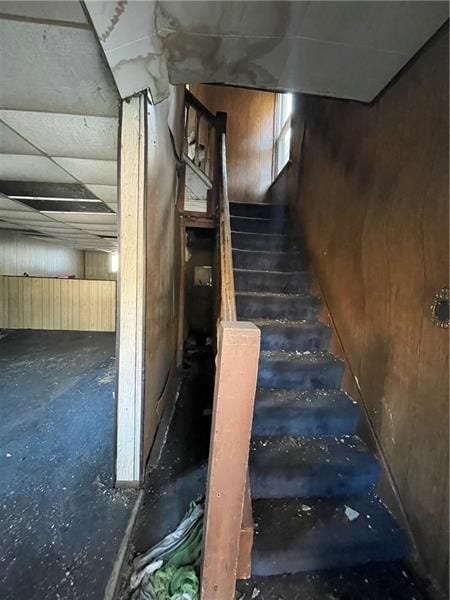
[0,276,116,332]
[85,251,116,280]
[291,27,449,594]
[0,230,84,277]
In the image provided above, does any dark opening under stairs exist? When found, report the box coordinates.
[230,201,410,581]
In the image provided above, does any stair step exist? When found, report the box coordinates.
[233,249,305,271]
[230,216,287,234]
[253,389,360,437]
[252,495,409,576]
[230,201,287,219]
[234,269,311,294]
[237,292,319,321]
[236,560,424,600]
[254,319,330,352]
[258,350,344,390]
[250,435,380,499]
[232,231,293,252]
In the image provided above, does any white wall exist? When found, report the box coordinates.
[0,229,85,277]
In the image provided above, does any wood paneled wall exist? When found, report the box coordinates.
[291,28,449,594]
[143,88,184,460]
[0,275,116,331]
[85,251,116,280]
[191,84,276,203]
[0,229,84,277]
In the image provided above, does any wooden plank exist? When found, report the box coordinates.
[176,217,186,366]
[201,321,260,600]
[236,474,254,580]
[115,94,147,486]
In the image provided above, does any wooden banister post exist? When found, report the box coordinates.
[201,321,260,600]
[212,112,227,220]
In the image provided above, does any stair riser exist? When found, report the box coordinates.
[253,406,359,437]
[251,465,380,500]
[237,296,318,320]
[233,250,305,271]
[259,324,331,352]
[234,270,311,294]
[230,203,287,219]
[252,540,408,577]
[258,360,344,390]
[232,232,293,252]
[231,216,287,234]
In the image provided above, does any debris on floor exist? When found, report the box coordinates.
[130,501,204,600]
[344,505,360,521]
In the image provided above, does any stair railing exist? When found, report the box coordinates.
[177,88,260,598]
[199,105,261,599]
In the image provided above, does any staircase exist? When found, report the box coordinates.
[231,201,409,578]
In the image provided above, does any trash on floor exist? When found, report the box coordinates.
[344,505,360,522]
[130,501,204,600]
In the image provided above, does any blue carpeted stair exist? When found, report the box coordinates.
[231,201,409,578]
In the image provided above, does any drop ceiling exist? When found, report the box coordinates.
[0,0,119,252]
[85,0,448,103]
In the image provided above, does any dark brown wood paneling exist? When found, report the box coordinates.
[191,84,276,203]
[291,27,449,595]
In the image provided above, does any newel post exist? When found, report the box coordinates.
[201,321,260,599]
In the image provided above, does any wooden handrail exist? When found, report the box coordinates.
[185,89,216,124]
[201,108,260,600]
[218,132,237,321]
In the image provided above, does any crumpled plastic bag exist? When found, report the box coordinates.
[130,501,203,600]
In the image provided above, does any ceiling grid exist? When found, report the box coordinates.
[0,0,119,251]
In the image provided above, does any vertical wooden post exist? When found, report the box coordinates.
[115,94,147,487]
[212,112,227,220]
[176,216,186,367]
[201,321,260,600]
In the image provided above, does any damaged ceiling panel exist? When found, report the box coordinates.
[85,0,448,103]
[0,1,119,251]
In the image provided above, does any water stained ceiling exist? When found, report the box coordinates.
[85,0,448,103]
[0,1,119,252]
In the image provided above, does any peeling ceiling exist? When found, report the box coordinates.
[85,1,448,103]
[0,0,119,252]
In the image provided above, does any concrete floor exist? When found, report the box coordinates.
[0,330,138,600]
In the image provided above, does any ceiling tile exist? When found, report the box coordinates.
[0,20,118,116]
[0,155,76,183]
[0,121,40,155]
[85,184,117,204]
[0,111,117,160]
[0,1,87,24]
[53,158,117,185]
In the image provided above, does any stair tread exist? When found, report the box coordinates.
[255,387,355,406]
[252,495,408,575]
[231,230,289,238]
[253,389,360,438]
[250,435,378,473]
[260,350,341,363]
[233,248,302,256]
[253,318,328,328]
[237,291,315,299]
[234,268,307,275]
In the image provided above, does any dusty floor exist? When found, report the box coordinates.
[0,330,138,600]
